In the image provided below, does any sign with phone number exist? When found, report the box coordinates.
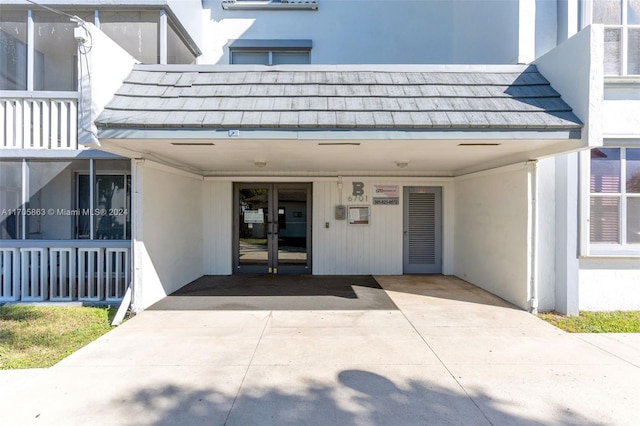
[373,185,399,205]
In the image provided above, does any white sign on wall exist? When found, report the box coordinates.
[348,206,370,225]
[373,185,400,205]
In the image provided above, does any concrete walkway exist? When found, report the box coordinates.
[1,275,639,425]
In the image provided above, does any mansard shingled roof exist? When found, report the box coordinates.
[96,64,582,130]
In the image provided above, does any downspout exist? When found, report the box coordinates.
[527,160,539,313]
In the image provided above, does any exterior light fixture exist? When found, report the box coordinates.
[254,160,267,168]
[395,161,409,168]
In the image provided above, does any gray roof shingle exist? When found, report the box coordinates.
[96,65,582,131]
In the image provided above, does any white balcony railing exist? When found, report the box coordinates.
[0,241,130,302]
[0,92,78,150]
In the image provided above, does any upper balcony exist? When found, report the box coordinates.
[0,5,201,151]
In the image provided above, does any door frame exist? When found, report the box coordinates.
[403,186,443,274]
[233,182,312,274]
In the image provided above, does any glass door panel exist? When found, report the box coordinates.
[275,187,309,274]
[234,183,311,274]
[238,186,271,273]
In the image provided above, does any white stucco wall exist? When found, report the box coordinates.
[454,165,531,309]
[602,100,640,136]
[579,258,640,310]
[78,23,137,147]
[201,0,527,65]
[133,161,203,310]
[534,25,603,149]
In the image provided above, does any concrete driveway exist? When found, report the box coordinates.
[1,275,639,425]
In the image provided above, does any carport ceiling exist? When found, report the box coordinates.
[100,136,574,176]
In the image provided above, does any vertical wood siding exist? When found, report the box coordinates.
[202,181,233,274]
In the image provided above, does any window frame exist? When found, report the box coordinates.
[228,39,312,65]
[76,171,131,240]
[230,49,311,65]
[587,0,640,76]
[588,146,640,255]
[0,158,131,242]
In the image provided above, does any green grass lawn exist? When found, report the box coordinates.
[0,305,116,369]
[538,311,640,333]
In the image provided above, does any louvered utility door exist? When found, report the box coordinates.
[403,187,442,274]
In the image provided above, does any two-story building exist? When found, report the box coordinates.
[1,0,638,314]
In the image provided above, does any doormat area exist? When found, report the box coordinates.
[148,275,399,311]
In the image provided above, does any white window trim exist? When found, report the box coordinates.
[228,39,312,65]
[585,145,640,257]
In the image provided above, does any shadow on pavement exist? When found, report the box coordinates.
[149,275,398,311]
[119,369,608,426]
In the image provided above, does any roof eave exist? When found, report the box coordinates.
[96,127,582,141]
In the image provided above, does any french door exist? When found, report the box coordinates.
[234,183,311,274]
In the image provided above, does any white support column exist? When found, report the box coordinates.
[22,159,28,240]
[555,153,580,315]
[131,159,144,311]
[27,9,34,91]
[90,159,95,239]
[518,0,536,64]
[159,10,168,65]
[527,160,539,313]
[567,0,579,38]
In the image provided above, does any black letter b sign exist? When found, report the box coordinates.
[352,182,364,196]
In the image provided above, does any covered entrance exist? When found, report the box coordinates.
[93,64,586,311]
[234,183,311,274]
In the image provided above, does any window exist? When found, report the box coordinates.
[592,0,640,75]
[231,50,310,65]
[0,11,27,90]
[100,11,160,64]
[34,11,92,91]
[229,39,311,65]
[0,159,130,241]
[590,147,640,250]
[0,161,23,239]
